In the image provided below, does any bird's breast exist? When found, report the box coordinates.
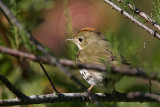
[79,69,104,86]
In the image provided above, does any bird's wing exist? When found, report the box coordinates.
[89,50,123,81]
[88,50,117,65]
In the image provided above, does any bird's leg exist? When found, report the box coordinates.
[87,85,94,103]
[87,85,94,92]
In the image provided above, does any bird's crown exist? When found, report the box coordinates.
[80,27,96,32]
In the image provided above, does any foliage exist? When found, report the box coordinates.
[152,0,160,24]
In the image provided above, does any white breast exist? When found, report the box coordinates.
[79,69,104,86]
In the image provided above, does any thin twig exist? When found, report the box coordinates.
[1,92,160,106]
[134,36,154,56]
[0,74,29,100]
[145,80,152,94]
[103,0,160,39]
[39,63,60,93]
[149,79,152,93]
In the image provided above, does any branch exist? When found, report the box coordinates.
[103,0,160,39]
[0,70,160,106]
[121,0,160,31]
[1,92,160,106]
[0,74,29,100]
[1,45,160,83]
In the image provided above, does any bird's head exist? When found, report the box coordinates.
[66,27,105,50]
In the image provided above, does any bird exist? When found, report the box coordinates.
[66,27,128,92]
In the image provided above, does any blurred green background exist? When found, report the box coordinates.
[0,0,160,107]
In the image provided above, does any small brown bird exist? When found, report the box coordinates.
[67,27,127,91]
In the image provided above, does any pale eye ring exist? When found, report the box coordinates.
[78,37,83,42]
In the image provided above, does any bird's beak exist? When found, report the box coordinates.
[65,38,74,42]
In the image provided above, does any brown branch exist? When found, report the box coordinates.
[103,0,160,39]
[0,92,160,106]
[0,74,29,100]
[122,1,160,31]
[1,45,160,83]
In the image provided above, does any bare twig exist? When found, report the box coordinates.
[39,63,60,93]
[1,92,160,106]
[103,0,160,39]
[134,36,153,56]
[0,74,29,100]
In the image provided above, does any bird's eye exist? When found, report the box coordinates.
[78,37,83,42]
